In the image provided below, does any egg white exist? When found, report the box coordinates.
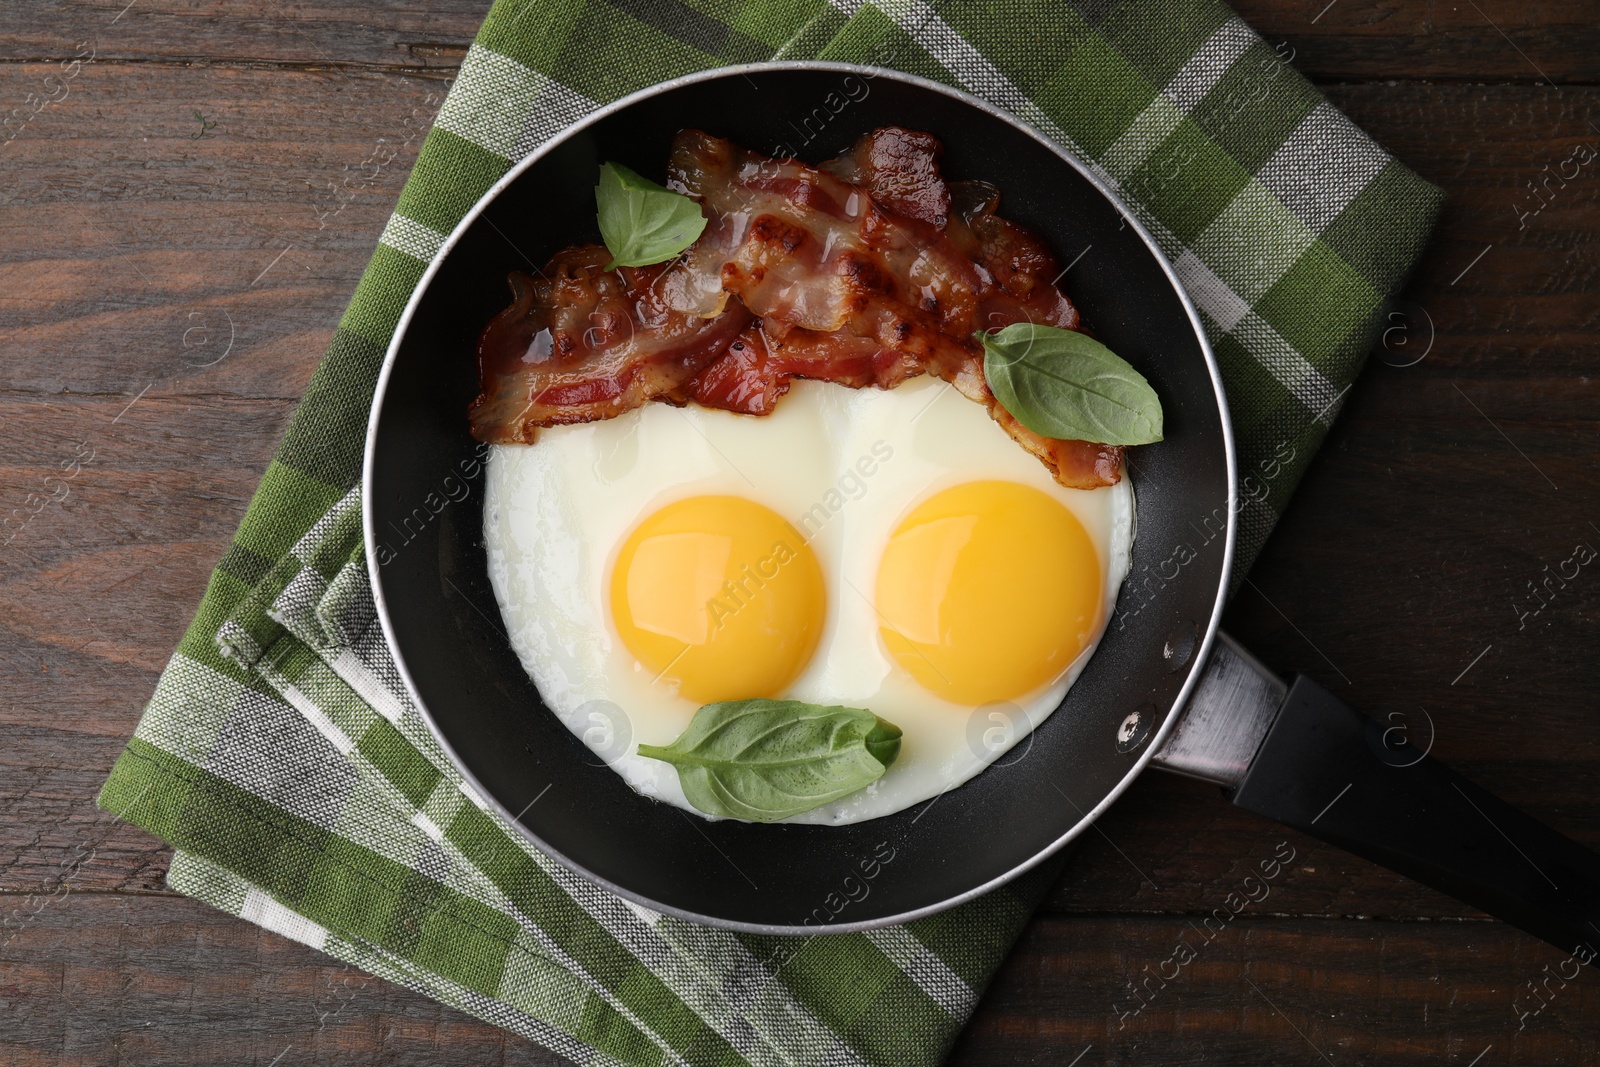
[483,375,1134,824]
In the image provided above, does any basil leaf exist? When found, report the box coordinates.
[637,699,903,822]
[594,161,708,270]
[980,322,1164,445]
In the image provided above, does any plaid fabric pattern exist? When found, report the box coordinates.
[100,0,1442,1063]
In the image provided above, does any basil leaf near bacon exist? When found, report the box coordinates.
[980,322,1164,446]
[594,161,708,270]
[637,699,903,822]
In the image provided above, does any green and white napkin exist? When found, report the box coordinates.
[100,0,1442,1063]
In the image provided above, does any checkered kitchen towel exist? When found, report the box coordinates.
[99,0,1443,1063]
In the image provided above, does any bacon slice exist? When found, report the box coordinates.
[468,129,1126,488]
[821,126,950,227]
[682,323,924,416]
[947,180,1081,333]
[664,129,982,338]
[468,245,749,443]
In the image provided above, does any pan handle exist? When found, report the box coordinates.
[1153,632,1600,957]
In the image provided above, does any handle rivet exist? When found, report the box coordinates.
[1116,707,1153,753]
[1163,621,1198,671]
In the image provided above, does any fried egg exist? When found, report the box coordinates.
[483,375,1134,824]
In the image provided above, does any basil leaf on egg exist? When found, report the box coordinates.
[636,699,903,822]
[979,322,1164,445]
[594,161,708,270]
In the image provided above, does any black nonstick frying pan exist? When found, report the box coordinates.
[364,63,1600,946]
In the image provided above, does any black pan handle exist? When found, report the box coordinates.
[1154,633,1600,956]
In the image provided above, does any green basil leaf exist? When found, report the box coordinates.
[594,161,707,270]
[636,699,903,822]
[864,717,902,768]
[980,322,1164,445]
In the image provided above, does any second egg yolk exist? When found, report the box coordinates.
[875,480,1104,705]
[610,495,825,704]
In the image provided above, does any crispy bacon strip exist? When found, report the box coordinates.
[469,245,749,443]
[670,129,1121,486]
[664,129,983,338]
[821,126,950,227]
[469,127,1125,487]
[682,324,924,416]
[947,180,1081,333]
[917,336,1124,489]
[932,179,1122,487]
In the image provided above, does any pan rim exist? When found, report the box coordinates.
[362,60,1238,934]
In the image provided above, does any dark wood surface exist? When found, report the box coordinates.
[3,0,1598,1063]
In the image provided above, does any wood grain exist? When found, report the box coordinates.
[3,0,1598,82]
[1232,0,1600,85]
[950,914,1600,1065]
[3,895,1597,1065]
[2,2,1598,1063]
[0,893,571,1066]
[0,63,444,400]
[0,0,479,71]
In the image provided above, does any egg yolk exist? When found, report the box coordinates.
[610,495,825,704]
[875,480,1103,705]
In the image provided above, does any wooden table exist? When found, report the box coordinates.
[3,1,1597,1062]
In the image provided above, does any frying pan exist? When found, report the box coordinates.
[364,63,1600,947]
